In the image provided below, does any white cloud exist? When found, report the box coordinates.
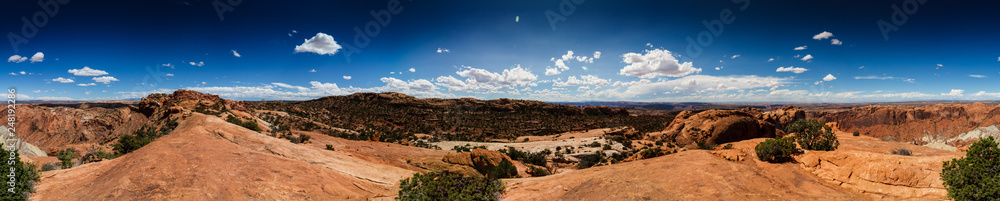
[77,83,96,86]
[801,54,813,61]
[731,54,740,59]
[52,77,74,83]
[794,46,807,50]
[436,48,450,53]
[377,77,436,93]
[554,59,569,71]
[294,32,342,55]
[859,66,864,69]
[767,58,774,62]
[309,69,317,73]
[853,75,915,83]
[437,66,538,92]
[272,82,309,91]
[7,72,14,76]
[343,76,352,80]
[68,66,109,76]
[942,89,964,96]
[775,66,808,73]
[409,68,416,72]
[619,49,701,78]
[166,73,174,77]
[831,39,842,45]
[715,66,723,70]
[823,74,837,81]
[19,71,25,75]
[577,86,590,91]
[621,75,788,97]
[969,74,987,78]
[997,56,999,61]
[544,68,560,76]
[189,61,204,66]
[593,51,601,59]
[232,50,241,57]
[92,76,119,84]
[937,64,943,67]
[553,75,610,87]
[162,63,174,69]
[812,31,834,40]
[29,52,44,63]
[7,55,26,63]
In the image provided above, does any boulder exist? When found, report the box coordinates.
[661,109,777,148]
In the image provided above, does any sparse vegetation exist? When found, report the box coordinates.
[941,136,1000,200]
[56,148,77,169]
[722,144,734,150]
[453,144,487,153]
[853,131,860,136]
[488,159,518,179]
[892,148,912,156]
[499,147,547,167]
[397,171,504,201]
[299,134,311,143]
[226,115,262,132]
[576,152,604,169]
[529,166,549,177]
[787,119,839,151]
[325,144,335,151]
[113,127,158,155]
[0,148,40,200]
[755,137,798,163]
[639,147,664,158]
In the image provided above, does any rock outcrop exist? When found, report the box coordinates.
[661,108,783,148]
[809,103,1000,146]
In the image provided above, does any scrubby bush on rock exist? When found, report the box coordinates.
[755,137,798,163]
[941,136,1000,200]
[0,148,39,200]
[57,148,77,168]
[397,171,504,201]
[787,119,838,151]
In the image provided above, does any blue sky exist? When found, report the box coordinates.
[3,0,999,102]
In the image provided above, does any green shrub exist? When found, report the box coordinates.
[227,115,262,132]
[0,148,40,200]
[325,144,335,151]
[56,148,77,169]
[488,159,518,179]
[722,144,734,150]
[300,134,311,142]
[499,147,546,167]
[577,152,604,169]
[397,171,504,201]
[892,148,912,156]
[639,147,664,158]
[529,166,549,177]
[852,131,860,136]
[588,141,601,147]
[787,119,839,151]
[602,144,612,150]
[113,127,160,155]
[941,136,1000,200]
[755,137,798,163]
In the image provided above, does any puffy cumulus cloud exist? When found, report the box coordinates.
[444,66,537,91]
[189,61,204,66]
[544,68,560,76]
[166,73,174,77]
[309,69,317,73]
[775,66,808,74]
[794,46,807,50]
[620,75,788,97]
[409,68,416,72]
[577,86,590,91]
[593,51,601,59]
[436,48,450,53]
[831,39,843,45]
[7,55,27,63]
[77,83,96,86]
[294,32,342,55]
[823,74,837,81]
[812,31,834,40]
[801,54,814,61]
[93,76,119,84]
[232,50,241,57]
[30,52,44,63]
[972,91,1000,98]
[343,75,352,80]
[68,66,109,76]
[377,77,436,93]
[969,74,987,78]
[620,49,701,78]
[552,75,610,87]
[52,77,74,83]
[942,89,964,96]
